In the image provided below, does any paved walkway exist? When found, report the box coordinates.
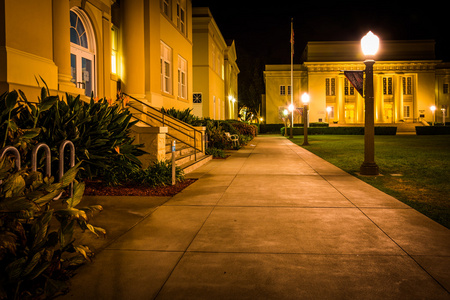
[62,135,450,300]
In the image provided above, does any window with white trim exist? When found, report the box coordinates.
[176,1,186,34]
[160,41,172,94]
[279,85,291,96]
[178,55,187,99]
[402,76,413,95]
[326,78,335,96]
[162,0,171,18]
[383,77,393,95]
[404,105,411,118]
[70,8,96,97]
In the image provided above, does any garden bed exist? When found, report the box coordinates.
[84,179,197,196]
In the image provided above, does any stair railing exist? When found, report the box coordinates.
[122,93,204,161]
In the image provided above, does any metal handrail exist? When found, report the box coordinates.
[122,93,204,161]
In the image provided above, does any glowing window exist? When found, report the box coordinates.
[111,26,118,74]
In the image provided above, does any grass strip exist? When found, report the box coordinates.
[290,135,450,229]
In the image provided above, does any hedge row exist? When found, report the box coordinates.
[230,122,258,137]
[280,126,398,135]
[415,126,450,135]
[260,123,329,133]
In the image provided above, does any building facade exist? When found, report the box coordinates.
[192,7,238,120]
[1,0,195,113]
[264,40,450,125]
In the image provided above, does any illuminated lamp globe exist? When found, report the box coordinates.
[430,105,436,112]
[361,31,380,57]
[288,104,295,112]
[301,92,310,104]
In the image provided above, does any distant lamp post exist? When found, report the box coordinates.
[360,31,379,176]
[301,92,310,146]
[283,109,288,136]
[442,108,446,126]
[326,106,332,124]
[430,105,436,126]
[288,104,295,138]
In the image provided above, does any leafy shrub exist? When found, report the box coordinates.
[160,107,202,126]
[0,157,104,299]
[0,86,145,181]
[204,120,228,149]
[230,122,257,137]
[206,147,226,158]
[129,159,184,187]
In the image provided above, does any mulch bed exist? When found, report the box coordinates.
[84,179,197,197]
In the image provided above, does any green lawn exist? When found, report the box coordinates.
[290,135,450,229]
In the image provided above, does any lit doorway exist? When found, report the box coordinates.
[70,9,96,97]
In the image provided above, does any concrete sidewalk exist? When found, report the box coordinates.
[62,135,450,300]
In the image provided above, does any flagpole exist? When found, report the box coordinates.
[290,18,294,138]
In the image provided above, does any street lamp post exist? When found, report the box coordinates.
[283,109,288,136]
[360,31,379,176]
[289,104,294,138]
[301,92,310,146]
[442,108,446,126]
[430,105,436,126]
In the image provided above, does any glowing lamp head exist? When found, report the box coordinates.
[361,31,380,57]
[326,106,332,113]
[430,105,436,112]
[283,109,288,116]
[288,104,295,112]
[301,92,310,104]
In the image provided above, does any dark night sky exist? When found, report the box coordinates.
[192,1,450,65]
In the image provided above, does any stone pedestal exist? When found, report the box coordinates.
[131,126,168,169]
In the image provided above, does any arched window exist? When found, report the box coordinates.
[70,8,96,97]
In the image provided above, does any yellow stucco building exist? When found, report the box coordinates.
[264,40,450,125]
[192,7,239,120]
[0,0,195,113]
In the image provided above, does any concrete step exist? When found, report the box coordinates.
[164,139,208,173]
[396,122,422,135]
[179,154,212,174]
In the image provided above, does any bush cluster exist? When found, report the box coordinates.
[280,126,397,135]
[0,86,145,182]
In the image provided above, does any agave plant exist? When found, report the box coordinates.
[0,156,104,299]
[160,107,202,126]
[1,82,145,182]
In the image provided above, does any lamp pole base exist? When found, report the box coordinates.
[360,162,379,175]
